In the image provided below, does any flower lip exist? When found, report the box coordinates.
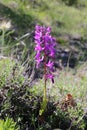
[46,61,54,70]
[35,44,42,51]
[45,73,54,83]
[35,56,44,68]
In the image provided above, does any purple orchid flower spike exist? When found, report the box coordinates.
[34,25,56,83]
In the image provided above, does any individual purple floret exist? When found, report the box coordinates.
[34,25,56,83]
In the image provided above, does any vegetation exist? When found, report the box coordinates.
[0,59,87,130]
[0,0,87,130]
[0,118,18,130]
[0,0,87,37]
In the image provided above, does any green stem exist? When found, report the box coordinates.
[39,53,47,116]
[44,53,47,101]
[2,29,5,55]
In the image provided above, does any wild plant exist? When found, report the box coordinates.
[34,25,56,115]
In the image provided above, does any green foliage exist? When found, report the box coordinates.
[58,37,68,45]
[0,84,40,130]
[0,59,14,88]
[1,0,87,37]
[48,106,86,130]
[0,58,24,88]
[67,106,86,130]
[0,67,87,130]
[62,0,78,6]
[0,117,18,130]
